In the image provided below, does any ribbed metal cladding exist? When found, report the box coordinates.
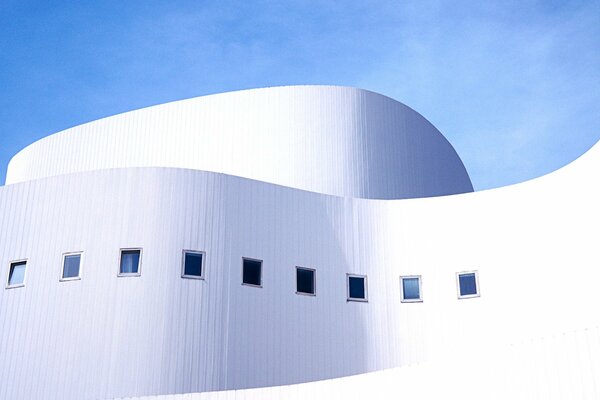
[0,135,599,399]
[115,326,600,400]
[5,86,473,199]
[0,168,399,399]
[1,86,599,399]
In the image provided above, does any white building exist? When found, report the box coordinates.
[1,86,598,399]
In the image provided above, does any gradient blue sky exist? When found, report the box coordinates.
[1,0,598,190]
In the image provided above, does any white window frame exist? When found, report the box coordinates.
[400,275,423,303]
[346,273,368,302]
[181,250,205,280]
[60,252,83,282]
[295,266,316,296]
[6,259,28,289]
[118,248,143,277]
[456,270,480,299]
[242,257,262,288]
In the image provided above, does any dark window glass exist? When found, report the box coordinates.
[62,254,81,279]
[8,261,26,286]
[459,273,478,296]
[348,276,366,300]
[402,277,421,300]
[243,259,261,286]
[296,268,315,294]
[184,252,203,277]
[120,250,141,274]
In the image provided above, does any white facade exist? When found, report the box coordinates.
[0,86,598,399]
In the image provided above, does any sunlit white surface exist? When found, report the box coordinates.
[5,86,473,199]
[0,86,598,400]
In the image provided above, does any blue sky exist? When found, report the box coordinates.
[0,0,598,190]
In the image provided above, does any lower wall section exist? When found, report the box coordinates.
[120,326,600,400]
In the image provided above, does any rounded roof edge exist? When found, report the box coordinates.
[6,85,473,199]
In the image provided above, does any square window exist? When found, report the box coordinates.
[119,249,141,276]
[242,258,262,287]
[7,260,27,288]
[182,250,204,279]
[296,267,315,295]
[61,253,82,281]
[347,274,367,301]
[400,275,422,302]
[457,271,479,298]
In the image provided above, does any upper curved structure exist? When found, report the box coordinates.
[5,86,473,199]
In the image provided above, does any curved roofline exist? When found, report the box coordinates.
[8,85,430,157]
[6,85,473,199]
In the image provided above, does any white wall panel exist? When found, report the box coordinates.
[5,86,473,199]
[117,325,600,400]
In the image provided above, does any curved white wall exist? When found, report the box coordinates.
[1,86,598,400]
[5,86,473,199]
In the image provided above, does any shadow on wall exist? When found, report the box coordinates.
[219,175,373,390]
